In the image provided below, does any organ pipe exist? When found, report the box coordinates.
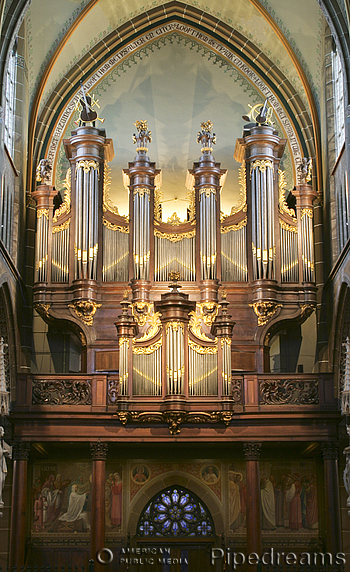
[102,221,129,281]
[200,188,217,279]
[279,220,298,282]
[221,220,248,281]
[154,233,196,281]
[250,160,275,280]
[35,208,49,282]
[301,209,315,282]
[165,321,185,395]
[52,220,70,282]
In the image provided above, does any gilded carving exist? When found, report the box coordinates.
[154,229,195,242]
[188,307,217,344]
[188,339,217,355]
[228,162,247,216]
[34,303,51,319]
[37,209,49,219]
[115,410,233,434]
[133,187,150,198]
[131,302,162,344]
[53,168,71,222]
[132,339,162,354]
[154,187,164,223]
[249,301,282,326]
[119,338,130,348]
[259,379,319,405]
[279,219,297,233]
[197,302,220,327]
[103,219,129,233]
[32,379,92,405]
[301,208,313,219]
[52,219,70,233]
[250,159,273,175]
[165,321,184,333]
[278,169,297,221]
[36,159,52,184]
[68,300,101,326]
[199,187,216,197]
[221,218,247,234]
[103,161,121,216]
[107,379,120,405]
[167,212,182,225]
[75,159,99,174]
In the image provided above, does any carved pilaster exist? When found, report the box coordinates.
[12,442,30,460]
[243,442,262,460]
[321,441,339,460]
[90,441,108,460]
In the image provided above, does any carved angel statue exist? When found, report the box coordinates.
[0,426,12,509]
[36,159,52,184]
[298,157,312,184]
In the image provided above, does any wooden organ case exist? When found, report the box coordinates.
[29,116,322,432]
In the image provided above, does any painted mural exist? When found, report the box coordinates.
[32,462,92,534]
[259,462,318,534]
[105,465,123,531]
[228,464,247,532]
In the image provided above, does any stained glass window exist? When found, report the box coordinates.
[137,485,214,537]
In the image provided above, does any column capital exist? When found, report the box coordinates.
[243,442,262,460]
[12,441,30,460]
[322,441,339,460]
[90,441,108,460]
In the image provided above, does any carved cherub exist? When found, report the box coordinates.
[36,159,52,184]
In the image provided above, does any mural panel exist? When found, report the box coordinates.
[105,464,123,531]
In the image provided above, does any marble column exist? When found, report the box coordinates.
[322,442,342,554]
[9,442,30,569]
[90,441,108,567]
[243,443,262,560]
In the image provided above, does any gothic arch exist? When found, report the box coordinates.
[127,471,224,536]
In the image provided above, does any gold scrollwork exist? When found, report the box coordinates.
[188,339,217,354]
[250,159,274,175]
[165,321,184,333]
[133,339,162,354]
[37,209,49,219]
[119,338,130,348]
[188,309,217,344]
[279,219,297,233]
[197,302,220,327]
[230,162,247,215]
[131,302,162,343]
[53,168,71,222]
[249,301,282,326]
[278,169,297,221]
[34,303,51,319]
[103,219,129,233]
[167,212,182,226]
[68,300,101,326]
[133,187,150,198]
[221,218,247,234]
[76,159,100,175]
[220,337,232,347]
[301,208,313,219]
[154,187,164,223]
[103,161,121,216]
[186,187,196,222]
[115,410,233,434]
[154,229,196,242]
[199,187,216,197]
[52,219,70,233]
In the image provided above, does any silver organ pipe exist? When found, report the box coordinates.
[301,208,315,282]
[166,322,184,395]
[188,339,218,396]
[118,338,129,396]
[52,220,70,282]
[154,233,196,281]
[250,160,275,280]
[132,341,162,396]
[200,188,217,280]
[35,209,49,282]
[280,220,298,282]
[74,160,99,280]
[133,188,150,280]
[221,220,248,281]
[221,338,232,396]
[102,221,129,281]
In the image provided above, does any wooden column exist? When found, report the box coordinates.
[322,442,342,554]
[243,443,262,561]
[90,442,108,567]
[9,442,30,569]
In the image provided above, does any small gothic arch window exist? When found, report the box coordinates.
[331,38,345,158]
[137,485,215,537]
[4,39,17,157]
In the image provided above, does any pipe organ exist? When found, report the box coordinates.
[32,110,318,404]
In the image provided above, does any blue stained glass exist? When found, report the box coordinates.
[137,485,214,538]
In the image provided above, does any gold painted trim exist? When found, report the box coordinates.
[76,159,99,174]
[68,300,101,326]
[250,159,273,175]
[133,187,150,198]
[230,162,247,215]
[103,161,119,215]
[133,339,162,354]
[119,337,130,348]
[165,321,184,333]
[301,208,313,219]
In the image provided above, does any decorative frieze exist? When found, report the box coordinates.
[259,378,319,405]
[115,410,233,435]
[32,379,92,405]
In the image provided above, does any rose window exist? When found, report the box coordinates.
[137,486,214,537]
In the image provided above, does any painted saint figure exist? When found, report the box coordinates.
[111,472,122,528]
[260,475,276,529]
[58,484,90,530]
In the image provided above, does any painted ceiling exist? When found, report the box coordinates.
[22,0,325,218]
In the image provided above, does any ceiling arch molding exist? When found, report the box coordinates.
[29,3,319,195]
